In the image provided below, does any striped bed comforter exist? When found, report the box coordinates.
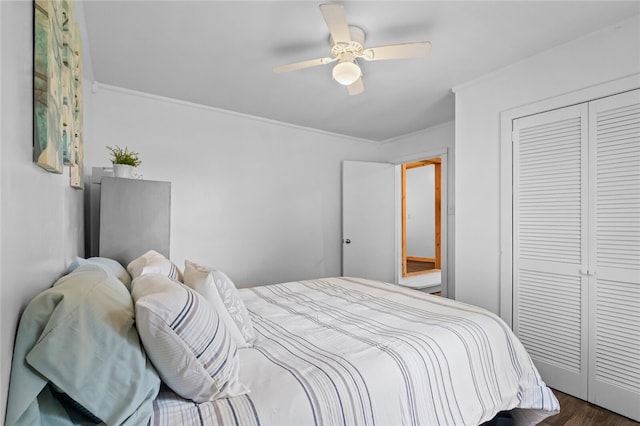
[149,277,559,426]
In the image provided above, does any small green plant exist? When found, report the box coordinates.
[106,145,142,167]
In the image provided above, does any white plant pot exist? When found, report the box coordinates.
[113,164,134,178]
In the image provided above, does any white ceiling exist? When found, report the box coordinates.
[82,1,640,142]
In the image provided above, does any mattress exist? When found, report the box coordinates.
[149,277,559,425]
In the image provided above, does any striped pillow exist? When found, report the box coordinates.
[183,260,256,348]
[127,250,183,282]
[132,274,248,402]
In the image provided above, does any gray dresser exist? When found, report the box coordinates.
[88,170,171,267]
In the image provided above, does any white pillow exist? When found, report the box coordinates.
[127,250,183,282]
[183,260,256,348]
[131,274,248,402]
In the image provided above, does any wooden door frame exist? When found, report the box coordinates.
[401,158,441,277]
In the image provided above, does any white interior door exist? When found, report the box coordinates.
[513,104,590,399]
[587,89,640,421]
[342,160,396,283]
[513,89,640,421]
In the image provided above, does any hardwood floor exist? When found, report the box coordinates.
[406,259,436,273]
[538,389,639,426]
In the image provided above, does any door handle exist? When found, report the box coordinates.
[344,239,351,244]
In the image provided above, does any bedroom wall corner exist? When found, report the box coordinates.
[83,84,381,288]
[0,2,86,422]
[453,15,640,315]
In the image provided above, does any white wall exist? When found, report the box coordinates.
[453,15,640,314]
[84,85,382,286]
[0,1,86,421]
[406,165,435,258]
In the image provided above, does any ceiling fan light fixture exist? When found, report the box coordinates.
[332,61,361,86]
[273,3,431,96]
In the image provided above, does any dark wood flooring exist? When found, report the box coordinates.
[538,389,639,426]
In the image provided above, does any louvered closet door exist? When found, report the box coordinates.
[587,89,640,421]
[513,104,590,399]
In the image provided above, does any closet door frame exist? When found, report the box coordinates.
[499,73,640,327]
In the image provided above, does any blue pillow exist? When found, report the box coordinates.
[6,264,160,425]
[67,256,132,290]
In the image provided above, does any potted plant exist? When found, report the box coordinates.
[107,145,141,178]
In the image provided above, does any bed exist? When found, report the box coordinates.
[6,252,559,426]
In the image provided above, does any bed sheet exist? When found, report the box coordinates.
[149,277,559,426]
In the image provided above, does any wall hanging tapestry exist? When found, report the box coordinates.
[33,0,84,188]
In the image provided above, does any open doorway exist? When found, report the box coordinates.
[399,157,442,289]
[341,153,448,296]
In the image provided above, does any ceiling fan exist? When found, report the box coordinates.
[273,3,432,96]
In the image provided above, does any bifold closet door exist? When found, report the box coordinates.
[514,89,640,421]
[513,104,590,399]
[587,89,640,421]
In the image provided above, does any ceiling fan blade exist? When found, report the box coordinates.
[273,57,334,73]
[319,3,351,44]
[347,77,364,96]
[363,41,432,61]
